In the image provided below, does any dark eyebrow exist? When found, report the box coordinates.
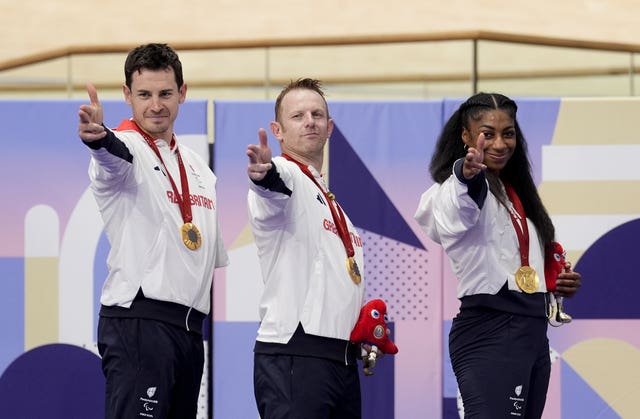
[479,124,515,130]
[135,88,174,95]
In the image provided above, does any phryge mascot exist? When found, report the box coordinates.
[350,299,398,375]
[545,241,572,327]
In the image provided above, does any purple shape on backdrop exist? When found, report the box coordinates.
[570,218,640,319]
[329,124,424,250]
[93,231,110,342]
[213,321,260,419]
[293,113,401,415]
[442,320,457,398]
[442,397,460,419]
[0,101,94,257]
[0,258,24,376]
[0,343,104,419]
[213,101,274,246]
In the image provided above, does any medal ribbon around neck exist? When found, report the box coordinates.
[503,182,539,293]
[503,183,529,265]
[281,153,361,284]
[116,119,201,250]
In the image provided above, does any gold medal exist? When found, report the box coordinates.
[346,257,362,284]
[181,222,202,250]
[515,265,539,294]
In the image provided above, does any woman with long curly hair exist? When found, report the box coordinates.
[415,92,582,418]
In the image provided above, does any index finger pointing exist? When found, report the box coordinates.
[476,132,485,150]
[258,128,268,147]
[86,83,100,106]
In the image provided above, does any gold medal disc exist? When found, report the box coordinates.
[346,257,362,284]
[515,265,539,294]
[181,222,202,250]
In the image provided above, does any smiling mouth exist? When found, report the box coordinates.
[486,154,510,164]
[488,153,508,159]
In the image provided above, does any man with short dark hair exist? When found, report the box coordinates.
[78,43,229,419]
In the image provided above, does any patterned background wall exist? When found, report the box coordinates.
[0,98,637,418]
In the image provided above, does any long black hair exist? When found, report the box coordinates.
[429,92,555,249]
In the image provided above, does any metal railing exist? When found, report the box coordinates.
[0,30,638,99]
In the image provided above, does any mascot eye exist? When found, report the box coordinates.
[383,314,389,323]
[554,254,561,262]
[370,309,380,319]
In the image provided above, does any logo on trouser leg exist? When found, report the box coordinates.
[139,386,159,418]
[509,384,525,417]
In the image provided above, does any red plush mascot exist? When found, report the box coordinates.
[350,299,398,375]
[545,241,572,327]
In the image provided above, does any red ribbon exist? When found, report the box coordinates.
[504,182,530,267]
[116,119,192,224]
[281,153,355,258]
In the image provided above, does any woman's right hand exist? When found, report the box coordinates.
[462,133,487,179]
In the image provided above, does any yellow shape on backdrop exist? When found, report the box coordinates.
[24,205,59,350]
[563,338,640,418]
[231,223,255,249]
[553,99,640,146]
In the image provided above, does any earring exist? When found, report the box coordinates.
[464,144,469,151]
